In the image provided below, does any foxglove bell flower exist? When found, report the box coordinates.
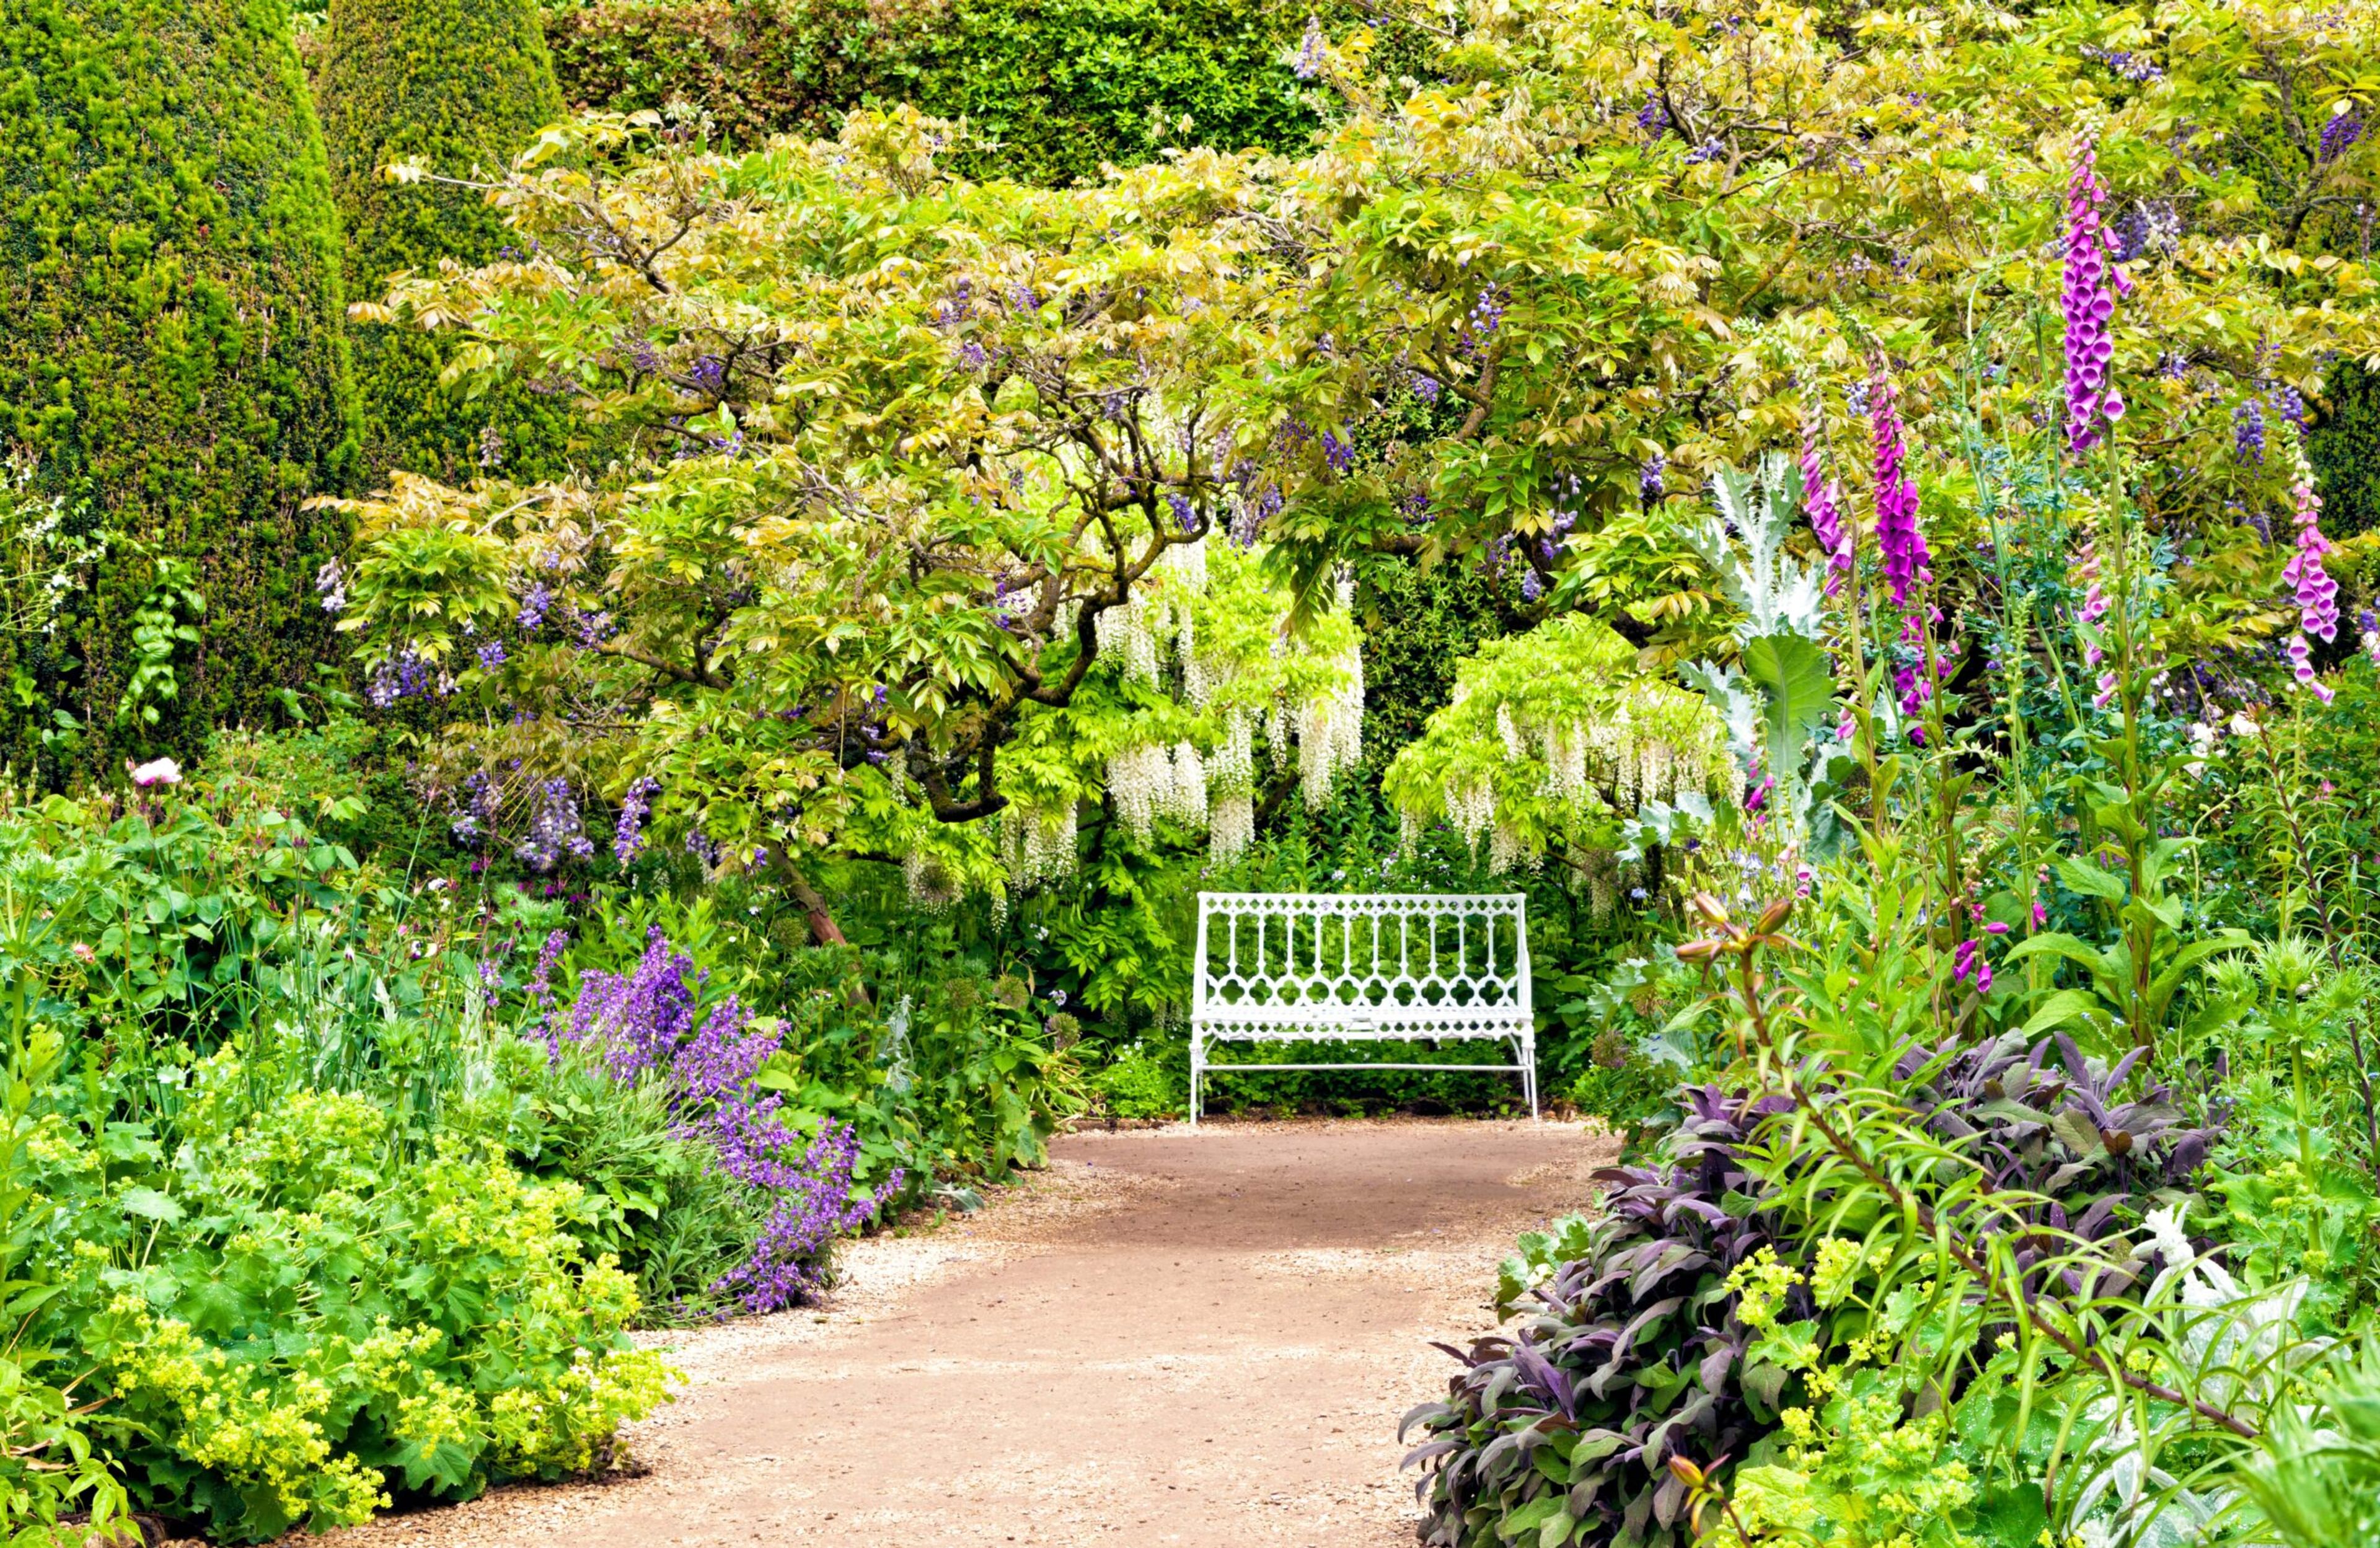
[1869,372,1928,608]
[1801,417,1851,594]
[2281,443,2340,703]
[2061,140,2130,453]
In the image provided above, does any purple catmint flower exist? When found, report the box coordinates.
[2061,139,2130,454]
[1869,371,1929,609]
[2282,454,2339,703]
[1800,417,1851,594]
[614,776,661,864]
[557,929,897,1311]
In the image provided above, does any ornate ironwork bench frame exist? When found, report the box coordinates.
[1188,891,1537,1125]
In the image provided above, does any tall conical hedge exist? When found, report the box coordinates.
[0,0,358,773]
[317,0,575,485]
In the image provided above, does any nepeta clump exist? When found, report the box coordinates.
[562,928,899,1311]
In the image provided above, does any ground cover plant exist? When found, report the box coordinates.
[4,0,2380,1537]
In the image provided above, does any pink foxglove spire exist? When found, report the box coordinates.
[1869,371,1927,609]
[1802,415,1853,596]
[2281,441,2338,704]
[2062,139,2131,454]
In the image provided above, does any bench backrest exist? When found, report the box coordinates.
[1191,892,1530,1033]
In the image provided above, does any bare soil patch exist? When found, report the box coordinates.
[306,1117,1613,1547]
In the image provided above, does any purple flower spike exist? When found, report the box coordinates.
[1800,416,1852,595]
[2061,139,2130,454]
[1869,372,1928,609]
[2283,455,2339,703]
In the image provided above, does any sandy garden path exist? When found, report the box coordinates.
[315,1117,1613,1548]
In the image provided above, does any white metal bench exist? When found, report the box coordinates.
[1189,892,1536,1124]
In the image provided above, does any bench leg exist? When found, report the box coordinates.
[1520,1031,1538,1120]
[1189,1028,1203,1128]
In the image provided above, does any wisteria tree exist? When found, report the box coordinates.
[329,0,2380,917]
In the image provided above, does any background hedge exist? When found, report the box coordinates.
[317,0,580,483]
[0,0,356,772]
[543,0,1335,185]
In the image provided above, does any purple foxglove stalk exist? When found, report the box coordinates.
[2281,443,2338,703]
[2075,539,2109,665]
[1869,372,1927,609]
[1801,417,1852,595]
[2062,139,2130,453]
[2094,669,2119,710]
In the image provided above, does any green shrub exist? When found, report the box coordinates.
[317,0,580,483]
[544,0,1334,184]
[59,1065,673,1541]
[542,0,901,149]
[0,0,358,775]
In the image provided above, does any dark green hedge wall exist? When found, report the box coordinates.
[2312,359,2380,539]
[318,0,578,483]
[544,0,1333,185]
[0,0,356,771]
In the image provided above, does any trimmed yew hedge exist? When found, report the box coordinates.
[0,0,357,771]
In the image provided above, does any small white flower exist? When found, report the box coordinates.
[127,757,181,788]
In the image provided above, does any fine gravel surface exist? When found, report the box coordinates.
[306,1116,1615,1548]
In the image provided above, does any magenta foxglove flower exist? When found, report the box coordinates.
[2074,539,2109,665]
[2281,447,2339,703]
[2062,139,2131,453]
[1801,416,1852,594]
[1869,371,1928,609]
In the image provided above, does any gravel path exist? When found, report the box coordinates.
[312,1117,1612,1547]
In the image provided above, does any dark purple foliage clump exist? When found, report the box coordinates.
[1402,1087,1790,1548]
[1402,1039,2224,1548]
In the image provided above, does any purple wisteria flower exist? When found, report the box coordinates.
[2061,139,2130,454]
[1409,372,1440,406]
[2235,395,2268,463]
[516,778,594,871]
[519,583,552,632]
[315,559,346,615]
[477,640,508,672]
[2319,108,2364,164]
[1800,416,1851,594]
[614,775,661,864]
[1639,453,1667,503]
[1869,371,1928,609]
[1293,14,1326,78]
[1320,430,1356,475]
[2282,451,2340,704]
